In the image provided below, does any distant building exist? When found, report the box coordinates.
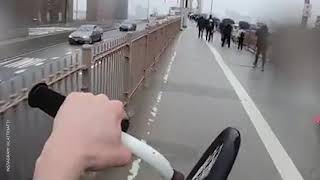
[0,0,129,40]
[87,0,128,21]
[134,5,148,19]
[0,0,71,40]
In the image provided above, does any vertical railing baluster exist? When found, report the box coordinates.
[56,61,61,92]
[99,60,103,93]
[103,57,107,94]
[49,63,54,87]
[10,79,17,105]
[21,75,28,98]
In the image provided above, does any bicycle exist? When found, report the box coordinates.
[28,83,241,180]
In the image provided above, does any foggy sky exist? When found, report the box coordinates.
[75,0,320,25]
[202,0,320,24]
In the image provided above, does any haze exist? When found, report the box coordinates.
[128,0,320,25]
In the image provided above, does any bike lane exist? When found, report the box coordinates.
[210,31,320,180]
[96,25,282,179]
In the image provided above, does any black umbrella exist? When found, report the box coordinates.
[239,21,250,30]
[222,18,235,25]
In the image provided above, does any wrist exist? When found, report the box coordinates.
[34,135,86,180]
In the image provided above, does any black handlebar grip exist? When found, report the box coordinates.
[28,83,66,118]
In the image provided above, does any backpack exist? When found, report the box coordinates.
[208,19,214,28]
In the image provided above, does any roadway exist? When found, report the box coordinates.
[0,23,146,83]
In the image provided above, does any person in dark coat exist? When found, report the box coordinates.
[238,30,245,50]
[253,25,269,71]
[197,16,207,39]
[206,15,215,42]
[219,23,225,43]
[222,24,232,48]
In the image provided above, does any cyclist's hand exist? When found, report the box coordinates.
[33,93,132,180]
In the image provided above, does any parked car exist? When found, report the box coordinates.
[68,25,103,45]
[119,21,137,32]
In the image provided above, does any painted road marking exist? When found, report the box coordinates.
[5,58,33,68]
[51,57,60,60]
[0,57,22,66]
[66,51,72,55]
[206,42,304,180]
[35,62,44,66]
[127,158,142,180]
[14,69,26,74]
[4,57,47,69]
[127,34,181,180]
[18,58,46,68]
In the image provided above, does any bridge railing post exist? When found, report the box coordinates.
[81,44,93,92]
[123,32,133,103]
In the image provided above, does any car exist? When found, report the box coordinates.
[68,25,103,45]
[119,22,137,32]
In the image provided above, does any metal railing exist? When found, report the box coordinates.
[0,17,181,180]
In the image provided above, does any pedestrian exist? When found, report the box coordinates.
[253,25,269,71]
[222,24,232,48]
[206,15,215,42]
[219,23,225,44]
[238,30,245,50]
[197,16,206,39]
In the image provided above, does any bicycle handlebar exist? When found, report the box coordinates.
[28,83,184,180]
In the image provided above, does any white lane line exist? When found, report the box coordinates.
[18,58,43,68]
[51,57,60,60]
[150,112,156,117]
[4,57,47,69]
[66,51,72,55]
[14,69,26,74]
[0,57,22,66]
[163,51,177,83]
[18,58,46,68]
[35,62,44,66]
[206,42,304,180]
[156,91,163,103]
[5,58,33,68]
[127,158,142,180]
[152,107,158,113]
[127,139,147,180]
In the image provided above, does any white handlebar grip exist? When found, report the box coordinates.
[121,132,174,180]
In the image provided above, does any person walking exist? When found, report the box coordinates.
[206,15,215,42]
[197,16,206,39]
[253,25,269,71]
[222,24,232,48]
[219,23,225,44]
[238,30,245,50]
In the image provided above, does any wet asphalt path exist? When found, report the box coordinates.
[94,24,320,180]
[92,24,285,180]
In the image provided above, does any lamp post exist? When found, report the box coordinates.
[210,0,213,15]
[147,0,150,22]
